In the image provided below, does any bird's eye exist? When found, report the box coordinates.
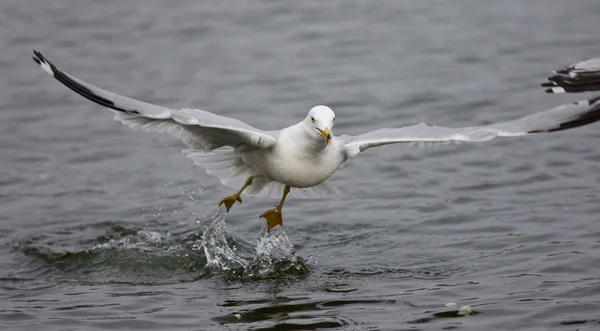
[333,117,335,122]
[311,116,315,123]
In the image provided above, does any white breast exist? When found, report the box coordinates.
[241,127,345,188]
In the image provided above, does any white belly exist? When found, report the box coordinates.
[241,141,345,188]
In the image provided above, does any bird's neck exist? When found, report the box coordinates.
[286,122,328,155]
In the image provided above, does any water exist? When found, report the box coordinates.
[2,0,600,329]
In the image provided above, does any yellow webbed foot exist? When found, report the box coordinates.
[260,208,282,230]
[218,194,242,212]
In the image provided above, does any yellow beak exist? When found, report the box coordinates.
[319,127,332,146]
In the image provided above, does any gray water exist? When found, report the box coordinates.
[2,1,600,330]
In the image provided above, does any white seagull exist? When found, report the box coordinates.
[33,50,600,230]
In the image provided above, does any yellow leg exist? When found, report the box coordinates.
[260,186,290,230]
[218,176,253,212]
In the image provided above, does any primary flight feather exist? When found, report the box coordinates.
[33,50,600,230]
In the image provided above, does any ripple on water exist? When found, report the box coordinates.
[11,222,207,285]
[9,212,310,286]
[212,296,385,330]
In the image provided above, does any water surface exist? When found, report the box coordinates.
[2,1,600,330]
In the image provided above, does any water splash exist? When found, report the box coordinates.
[255,226,296,260]
[201,213,309,280]
[201,213,248,274]
[91,228,178,252]
[12,212,308,284]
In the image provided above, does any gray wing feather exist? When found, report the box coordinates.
[343,96,600,158]
[32,50,277,151]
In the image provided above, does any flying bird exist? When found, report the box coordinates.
[32,50,600,230]
[542,58,600,93]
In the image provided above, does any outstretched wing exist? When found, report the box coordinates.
[342,96,600,158]
[32,50,277,151]
[542,58,600,93]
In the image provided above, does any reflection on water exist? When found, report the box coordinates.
[213,296,376,330]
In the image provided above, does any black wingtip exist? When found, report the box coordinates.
[32,49,42,65]
[33,49,42,61]
[529,96,600,133]
[542,60,600,93]
[31,49,134,114]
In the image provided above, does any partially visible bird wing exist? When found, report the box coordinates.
[542,58,600,93]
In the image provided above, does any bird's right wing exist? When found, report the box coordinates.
[32,50,277,152]
[342,96,600,158]
[542,58,600,93]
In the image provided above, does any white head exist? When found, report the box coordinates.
[305,105,335,146]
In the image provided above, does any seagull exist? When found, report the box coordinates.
[542,58,600,93]
[32,50,600,230]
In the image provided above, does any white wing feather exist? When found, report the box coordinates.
[343,96,600,158]
[32,50,277,152]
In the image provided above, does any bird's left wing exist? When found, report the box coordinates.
[542,58,600,93]
[342,96,600,158]
[32,50,277,152]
